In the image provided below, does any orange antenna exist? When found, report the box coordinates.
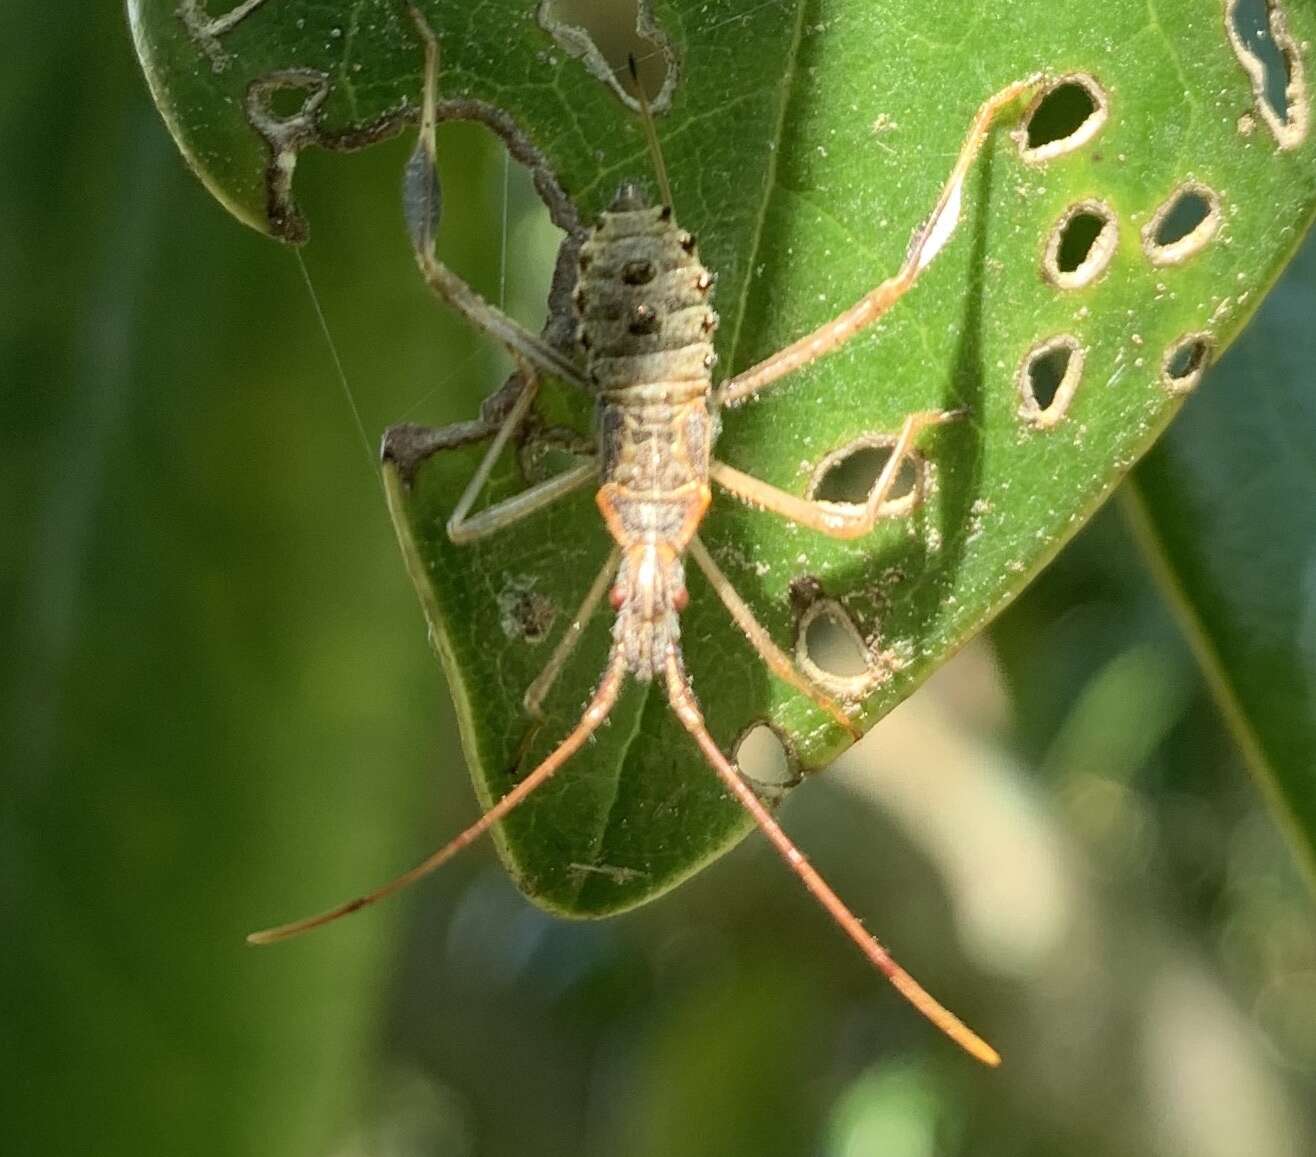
[628,52,673,209]
[247,655,627,945]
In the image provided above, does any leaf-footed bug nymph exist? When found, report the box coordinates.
[250,3,1042,1068]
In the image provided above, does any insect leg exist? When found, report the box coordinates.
[717,77,1040,408]
[404,5,588,391]
[687,537,858,739]
[710,409,955,540]
[449,461,597,545]
[662,652,999,1066]
[524,547,622,719]
[445,355,598,544]
[248,651,629,946]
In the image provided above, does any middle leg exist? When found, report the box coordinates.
[688,536,859,739]
[405,4,588,391]
[711,409,956,540]
[523,547,622,720]
[446,358,597,545]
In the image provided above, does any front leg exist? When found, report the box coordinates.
[717,77,1039,408]
[711,410,954,539]
[446,359,597,545]
[404,5,588,391]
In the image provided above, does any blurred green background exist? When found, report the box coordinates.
[4,3,1315,1155]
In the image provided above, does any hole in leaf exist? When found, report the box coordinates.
[397,120,567,419]
[520,435,593,484]
[1154,191,1211,245]
[1044,200,1118,288]
[734,723,799,794]
[1018,336,1085,428]
[495,149,562,339]
[1226,0,1308,148]
[539,0,675,111]
[1019,75,1108,161]
[246,70,329,131]
[1057,214,1104,271]
[269,85,313,120]
[1234,0,1292,115]
[1028,350,1068,409]
[1142,183,1220,266]
[1027,84,1096,146]
[808,437,925,518]
[1162,333,1212,394]
[796,600,875,697]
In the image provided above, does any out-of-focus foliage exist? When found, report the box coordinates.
[1126,233,1316,884]
[4,5,474,1153]
[4,3,1315,1157]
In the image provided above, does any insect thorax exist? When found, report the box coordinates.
[575,185,719,498]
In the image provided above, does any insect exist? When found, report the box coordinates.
[250,5,1041,1067]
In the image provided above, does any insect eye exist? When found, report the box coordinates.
[672,586,689,612]
[609,586,626,611]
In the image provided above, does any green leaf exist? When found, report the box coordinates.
[1125,227,1316,888]
[131,0,1316,915]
